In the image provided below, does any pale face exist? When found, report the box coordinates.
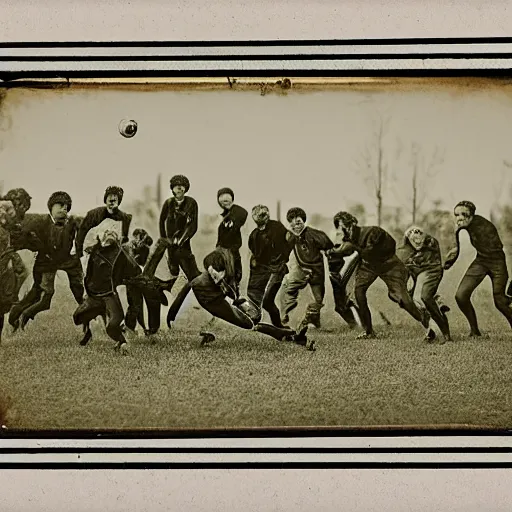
[407,227,426,248]
[105,194,120,214]
[288,216,305,235]
[172,185,186,201]
[99,229,119,248]
[218,193,233,210]
[51,202,69,222]
[252,209,269,228]
[454,206,474,228]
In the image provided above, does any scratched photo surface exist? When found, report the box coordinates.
[0,79,511,430]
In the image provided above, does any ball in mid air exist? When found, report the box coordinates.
[118,119,138,138]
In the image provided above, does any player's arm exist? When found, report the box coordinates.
[121,212,133,244]
[158,199,170,239]
[75,210,97,258]
[224,205,248,229]
[176,198,198,247]
[443,229,461,270]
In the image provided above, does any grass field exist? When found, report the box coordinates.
[1,235,512,431]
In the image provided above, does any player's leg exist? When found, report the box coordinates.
[64,260,85,305]
[104,293,129,354]
[353,264,379,337]
[328,257,358,328]
[20,271,57,327]
[261,268,287,328]
[178,246,201,281]
[488,256,512,328]
[455,259,487,336]
[124,286,144,332]
[247,264,270,315]
[73,295,106,346]
[419,269,452,341]
[280,264,309,324]
[380,259,431,333]
[231,248,243,288]
[9,267,43,330]
[11,253,29,297]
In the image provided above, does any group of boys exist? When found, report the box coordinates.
[1,174,512,354]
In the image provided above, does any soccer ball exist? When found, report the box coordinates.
[118,119,138,138]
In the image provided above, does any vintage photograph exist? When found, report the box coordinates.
[1,77,512,430]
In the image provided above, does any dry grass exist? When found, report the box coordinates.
[1,244,512,431]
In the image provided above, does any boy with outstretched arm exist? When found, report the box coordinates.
[332,212,431,340]
[10,191,84,330]
[167,247,315,350]
[444,200,512,337]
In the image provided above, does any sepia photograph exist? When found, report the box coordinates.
[1,76,512,431]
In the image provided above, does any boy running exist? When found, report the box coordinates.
[247,204,292,327]
[444,200,512,336]
[332,212,431,340]
[397,225,452,343]
[280,207,334,329]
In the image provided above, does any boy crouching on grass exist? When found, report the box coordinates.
[280,207,334,330]
[167,247,315,351]
[73,219,147,354]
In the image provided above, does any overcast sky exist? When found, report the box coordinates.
[1,84,512,224]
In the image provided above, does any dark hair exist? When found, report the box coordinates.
[133,228,153,246]
[203,250,227,273]
[454,200,476,216]
[104,186,124,204]
[170,175,190,193]
[286,207,307,223]
[217,187,234,201]
[4,188,32,208]
[333,211,358,228]
[47,191,72,212]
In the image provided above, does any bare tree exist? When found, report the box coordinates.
[353,114,391,226]
[394,143,445,225]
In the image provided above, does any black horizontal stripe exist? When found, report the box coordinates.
[0,447,510,454]
[1,426,510,438]
[1,37,512,48]
[1,53,512,62]
[2,71,512,84]
[0,462,511,469]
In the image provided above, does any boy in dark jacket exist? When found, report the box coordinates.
[326,212,361,329]
[168,247,315,351]
[397,225,452,342]
[75,186,132,259]
[158,174,201,282]
[73,220,144,354]
[123,228,161,335]
[2,188,32,297]
[247,204,292,327]
[280,207,333,329]
[332,212,430,339]
[10,191,84,330]
[444,200,512,336]
[216,187,248,290]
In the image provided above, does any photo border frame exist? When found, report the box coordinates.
[0,37,511,470]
